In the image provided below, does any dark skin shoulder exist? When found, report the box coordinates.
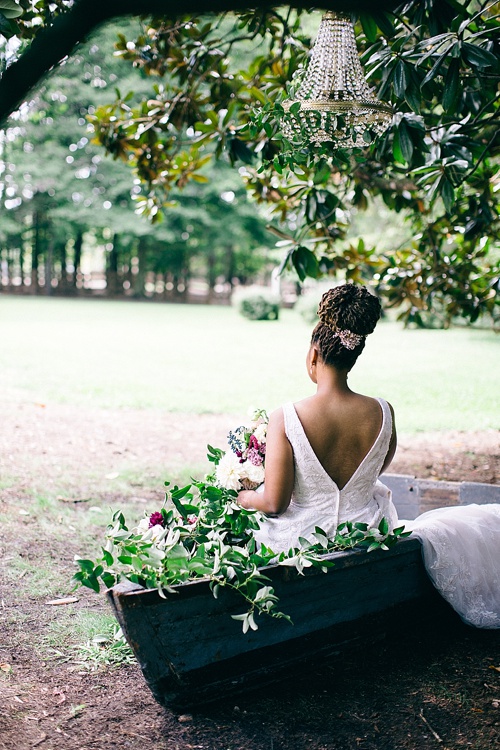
[294,393,396,490]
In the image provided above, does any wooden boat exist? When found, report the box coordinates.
[107,476,500,710]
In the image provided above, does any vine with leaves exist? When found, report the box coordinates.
[74,451,411,632]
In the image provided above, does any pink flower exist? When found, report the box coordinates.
[247,447,264,466]
[248,435,260,451]
[149,511,165,528]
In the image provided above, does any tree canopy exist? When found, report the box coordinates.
[0,20,273,298]
[1,1,499,325]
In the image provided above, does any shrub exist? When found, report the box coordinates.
[294,281,338,324]
[237,289,280,321]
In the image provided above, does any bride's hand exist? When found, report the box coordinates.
[237,490,256,509]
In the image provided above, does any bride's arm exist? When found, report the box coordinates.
[237,408,294,515]
[380,401,397,474]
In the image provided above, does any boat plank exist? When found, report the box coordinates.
[107,538,444,707]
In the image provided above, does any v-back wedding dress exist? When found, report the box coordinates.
[254,398,398,552]
[254,398,500,629]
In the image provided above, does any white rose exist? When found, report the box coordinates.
[242,461,265,485]
[149,524,166,542]
[137,518,150,535]
[215,452,244,491]
[253,423,267,444]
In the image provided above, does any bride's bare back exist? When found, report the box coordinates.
[294,391,395,491]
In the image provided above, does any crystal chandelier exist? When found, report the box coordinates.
[282,12,393,148]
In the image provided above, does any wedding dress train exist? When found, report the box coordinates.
[254,399,500,629]
[407,503,500,628]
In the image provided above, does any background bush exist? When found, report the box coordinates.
[237,289,280,321]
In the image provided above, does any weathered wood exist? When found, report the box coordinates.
[382,474,500,520]
[107,538,447,709]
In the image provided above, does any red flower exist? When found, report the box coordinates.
[149,511,165,528]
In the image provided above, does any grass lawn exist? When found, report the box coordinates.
[1,295,498,433]
[1,295,499,750]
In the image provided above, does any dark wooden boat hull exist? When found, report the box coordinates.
[107,537,447,709]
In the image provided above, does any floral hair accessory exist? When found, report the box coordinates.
[331,328,364,350]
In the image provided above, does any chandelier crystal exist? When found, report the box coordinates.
[282,12,393,148]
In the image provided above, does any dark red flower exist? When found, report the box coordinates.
[149,511,165,528]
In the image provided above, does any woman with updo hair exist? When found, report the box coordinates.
[238,283,500,629]
[238,283,399,553]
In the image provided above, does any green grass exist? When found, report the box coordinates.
[1,295,499,433]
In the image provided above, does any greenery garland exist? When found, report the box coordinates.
[74,451,410,632]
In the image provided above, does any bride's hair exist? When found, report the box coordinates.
[311,284,381,370]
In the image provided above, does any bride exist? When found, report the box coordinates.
[237,284,500,629]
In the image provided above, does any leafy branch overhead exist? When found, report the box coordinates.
[1,1,499,325]
[89,4,499,326]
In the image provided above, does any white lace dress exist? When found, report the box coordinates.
[254,399,500,629]
[254,398,398,552]
[407,505,500,628]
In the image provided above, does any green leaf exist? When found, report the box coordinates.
[392,130,405,165]
[117,555,133,565]
[393,61,408,99]
[359,13,378,43]
[0,12,18,35]
[398,121,414,163]
[378,517,389,536]
[421,49,449,88]
[100,572,116,588]
[442,60,460,112]
[171,485,192,502]
[102,549,114,566]
[81,576,100,593]
[291,246,320,281]
[229,138,254,165]
[0,1,22,19]
[371,11,395,37]
[462,42,498,69]
[440,178,455,213]
[75,558,97,573]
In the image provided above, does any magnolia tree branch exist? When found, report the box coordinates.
[0,0,401,125]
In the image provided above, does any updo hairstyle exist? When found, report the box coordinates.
[310,284,382,371]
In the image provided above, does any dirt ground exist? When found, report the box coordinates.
[1,400,499,750]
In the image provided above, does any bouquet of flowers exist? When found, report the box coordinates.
[213,408,268,491]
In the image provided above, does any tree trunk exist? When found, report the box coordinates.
[73,230,83,290]
[206,247,217,304]
[134,236,147,297]
[45,241,53,295]
[59,240,68,291]
[32,211,41,292]
[107,233,119,297]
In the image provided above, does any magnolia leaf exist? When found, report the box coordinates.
[393,61,408,99]
[462,42,498,69]
[440,178,455,213]
[398,122,414,163]
[443,60,460,112]
[0,0,22,18]
[0,13,17,35]
[359,13,378,42]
